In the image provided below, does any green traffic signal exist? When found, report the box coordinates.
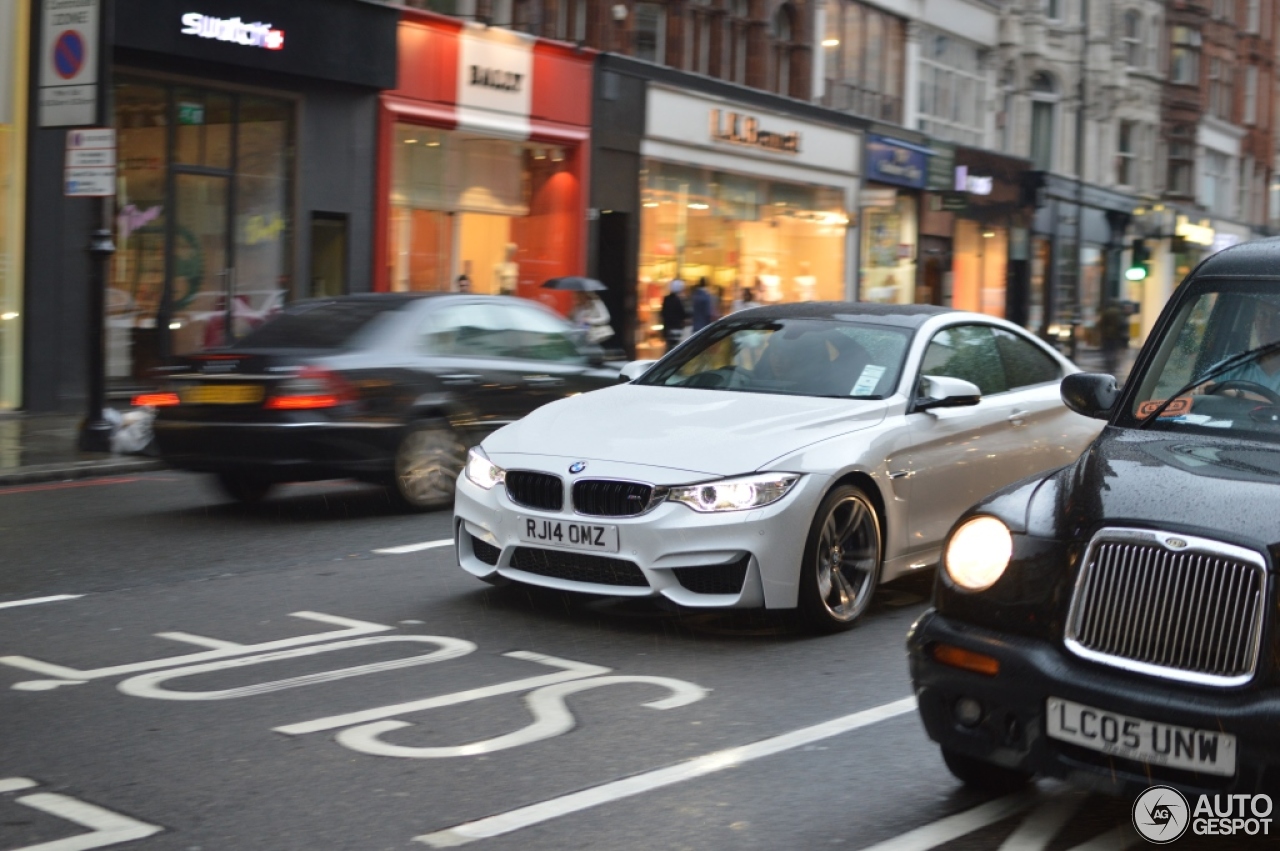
[1127,238,1150,281]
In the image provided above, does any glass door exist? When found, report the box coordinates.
[169,173,232,355]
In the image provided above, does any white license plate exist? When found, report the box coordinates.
[1046,697,1237,777]
[516,516,619,553]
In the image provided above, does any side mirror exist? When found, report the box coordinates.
[1061,372,1118,420]
[914,375,982,411]
[619,360,658,382]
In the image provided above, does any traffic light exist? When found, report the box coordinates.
[1126,239,1150,282]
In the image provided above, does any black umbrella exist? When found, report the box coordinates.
[541,276,606,292]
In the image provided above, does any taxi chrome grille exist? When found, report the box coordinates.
[504,471,564,511]
[509,547,649,587]
[572,479,657,517]
[1065,529,1267,687]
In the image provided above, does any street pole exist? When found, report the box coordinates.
[1069,0,1088,362]
[78,0,115,452]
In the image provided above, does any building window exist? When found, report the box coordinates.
[1170,27,1200,84]
[1245,65,1258,125]
[1167,125,1194,196]
[1045,0,1061,20]
[820,2,904,123]
[916,27,985,146]
[634,2,665,64]
[1246,0,1261,32]
[725,0,748,84]
[1029,71,1057,171]
[1122,10,1143,68]
[1116,121,1135,187]
[1202,150,1234,216]
[772,4,794,96]
[1208,57,1232,120]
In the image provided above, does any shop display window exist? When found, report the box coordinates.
[637,159,848,358]
[860,193,917,304]
[952,219,1008,317]
[388,122,578,308]
[112,78,294,383]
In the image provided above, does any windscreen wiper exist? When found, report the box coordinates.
[1136,338,1280,428]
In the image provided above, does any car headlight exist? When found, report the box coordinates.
[464,447,505,490]
[667,473,801,512]
[944,516,1012,591]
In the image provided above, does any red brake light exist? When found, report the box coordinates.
[132,392,181,407]
[264,366,356,410]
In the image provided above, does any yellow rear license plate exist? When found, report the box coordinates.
[182,384,264,405]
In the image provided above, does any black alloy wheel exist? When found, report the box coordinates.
[392,419,468,511]
[214,471,275,504]
[798,484,883,632]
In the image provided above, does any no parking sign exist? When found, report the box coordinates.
[39,0,100,127]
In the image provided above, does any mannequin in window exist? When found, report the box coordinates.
[757,259,782,304]
[495,243,519,296]
[793,260,816,302]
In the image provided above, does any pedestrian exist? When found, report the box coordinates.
[572,290,614,347]
[732,285,759,313]
[690,277,716,332]
[1099,299,1129,375]
[660,279,688,354]
[455,273,472,293]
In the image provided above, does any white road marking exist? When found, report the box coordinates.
[116,635,475,701]
[1063,824,1138,851]
[0,595,83,610]
[152,631,244,650]
[997,788,1087,851]
[374,539,453,555]
[413,696,917,847]
[2,611,392,688]
[275,651,611,736]
[12,791,162,850]
[855,790,1039,851]
[337,674,707,759]
[0,777,39,793]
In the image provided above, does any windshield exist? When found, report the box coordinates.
[635,318,911,399]
[1125,281,1280,440]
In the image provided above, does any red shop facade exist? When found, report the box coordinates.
[375,10,593,315]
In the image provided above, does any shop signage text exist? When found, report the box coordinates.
[180,12,285,50]
[865,135,927,189]
[709,110,801,154]
[468,65,523,93]
[64,128,116,196]
[954,165,993,196]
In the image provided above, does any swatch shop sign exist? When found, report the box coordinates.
[180,12,285,50]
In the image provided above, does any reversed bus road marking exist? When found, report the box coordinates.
[1,777,162,850]
[413,696,917,847]
[0,595,83,610]
[373,539,453,555]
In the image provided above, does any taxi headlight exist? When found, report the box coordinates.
[944,516,1012,591]
[464,447,505,490]
[667,473,800,512]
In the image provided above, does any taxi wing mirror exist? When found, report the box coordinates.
[1061,372,1118,420]
[914,375,982,411]
[619,360,658,382]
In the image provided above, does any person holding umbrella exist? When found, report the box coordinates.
[542,276,614,346]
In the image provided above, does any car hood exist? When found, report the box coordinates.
[483,383,887,477]
[1063,426,1280,553]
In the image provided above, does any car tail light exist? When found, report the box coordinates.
[264,366,356,410]
[132,392,181,407]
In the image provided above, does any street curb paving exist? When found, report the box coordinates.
[0,458,170,487]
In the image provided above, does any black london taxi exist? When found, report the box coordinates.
[909,238,1280,797]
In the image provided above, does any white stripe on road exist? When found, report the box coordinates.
[413,696,917,848]
[0,777,39,793]
[997,788,1086,851]
[856,790,1039,851]
[14,791,162,850]
[0,595,83,610]
[374,539,453,555]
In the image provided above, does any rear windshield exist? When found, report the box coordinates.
[234,300,402,349]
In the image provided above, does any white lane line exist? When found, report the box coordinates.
[855,790,1039,851]
[14,792,162,850]
[413,696,917,848]
[0,595,83,610]
[374,539,453,555]
[0,777,39,793]
[1063,824,1139,851]
[997,788,1087,851]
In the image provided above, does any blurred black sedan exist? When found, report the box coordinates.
[140,294,620,510]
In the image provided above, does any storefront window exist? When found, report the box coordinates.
[952,219,1008,317]
[860,194,918,304]
[0,0,28,410]
[388,122,578,299]
[111,78,293,382]
[637,159,848,358]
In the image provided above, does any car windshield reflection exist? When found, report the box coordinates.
[634,318,911,399]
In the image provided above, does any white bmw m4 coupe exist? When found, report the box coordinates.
[453,303,1102,631]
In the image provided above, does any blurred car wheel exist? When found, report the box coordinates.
[799,485,882,632]
[394,420,467,511]
[941,747,1033,793]
[215,471,275,505]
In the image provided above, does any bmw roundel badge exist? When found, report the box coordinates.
[569,461,587,474]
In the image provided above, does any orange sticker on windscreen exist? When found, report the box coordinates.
[1137,396,1193,418]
